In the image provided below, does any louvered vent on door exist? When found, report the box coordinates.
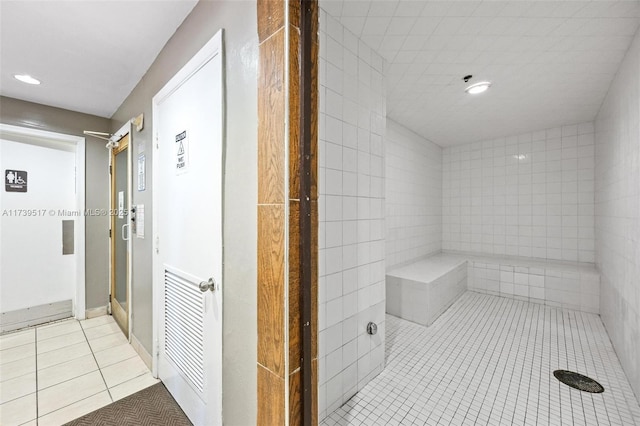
[164,268,205,393]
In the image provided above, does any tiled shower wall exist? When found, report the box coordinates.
[385,119,442,269]
[595,29,640,401]
[318,9,386,420]
[442,123,596,264]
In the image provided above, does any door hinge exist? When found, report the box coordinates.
[109,165,112,175]
[155,236,160,253]
[109,228,112,238]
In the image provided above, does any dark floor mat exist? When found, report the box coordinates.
[64,383,192,426]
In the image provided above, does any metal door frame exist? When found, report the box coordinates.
[0,124,87,319]
[109,122,133,339]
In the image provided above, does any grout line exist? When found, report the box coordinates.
[0,341,35,356]
[93,351,137,370]
[108,370,156,396]
[35,346,91,372]
[35,327,39,426]
[36,388,107,421]
[35,360,100,392]
[79,316,116,331]
[78,322,114,402]
[36,328,81,344]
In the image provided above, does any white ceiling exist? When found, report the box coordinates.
[322,0,640,146]
[0,0,198,118]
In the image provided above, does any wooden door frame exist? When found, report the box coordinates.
[256,1,319,424]
[109,123,132,338]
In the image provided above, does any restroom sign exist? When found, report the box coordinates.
[175,130,189,175]
[5,170,28,192]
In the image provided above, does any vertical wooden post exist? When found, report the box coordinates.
[257,0,318,424]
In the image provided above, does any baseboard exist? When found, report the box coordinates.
[1,300,73,334]
[85,306,108,319]
[131,332,153,370]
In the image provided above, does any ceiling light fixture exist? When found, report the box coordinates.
[14,74,41,85]
[465,81,491,95]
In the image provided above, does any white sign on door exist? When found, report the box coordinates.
[175,130,189,174]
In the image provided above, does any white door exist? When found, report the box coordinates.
[152,30,223,426]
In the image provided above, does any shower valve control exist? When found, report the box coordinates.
[367,322,378,335]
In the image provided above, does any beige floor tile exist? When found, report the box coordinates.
[0,356,35,383]
[80,315,114,330]
[36,320,81,341]
[37,341,91,370]
[88,331,127,353]
[0,372,36,405]
[83,321,121,341]
[38,370,107,416]
[109,372,160,401]
[0,329,34,351]
[94,342,138,369]
[0,393,36,426]
[37,391,112,426]
[101,356,151,389]
[37,330,86,354]
[0,343,35,365]
[38,354,99,390]
[1,315,162,425]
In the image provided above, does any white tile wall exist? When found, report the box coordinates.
[595,29,640,402]
[466,256,600,314]
[385,119,442,268]
[318,8,386,421]
[443,122,596,264]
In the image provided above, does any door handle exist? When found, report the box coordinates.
[198,277,216,292]
[122,224,129,241]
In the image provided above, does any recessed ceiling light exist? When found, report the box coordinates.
[465,81,491,95]
[14,74,41,85]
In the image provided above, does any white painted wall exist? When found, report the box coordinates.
[0,139,76,312]
[385,119,442,269]
[319,9,386,420]
[442,122,596,264]
[595,28,640,402]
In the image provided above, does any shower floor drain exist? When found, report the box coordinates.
[553,370,605,393]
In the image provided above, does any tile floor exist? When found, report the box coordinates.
[322,292,640,426]
[0,315,159,426]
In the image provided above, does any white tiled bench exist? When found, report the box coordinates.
[385,254,467,326]
[457,252,600,314]
[386,252,601,327]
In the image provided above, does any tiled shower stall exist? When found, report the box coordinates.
[318,3,640,424]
